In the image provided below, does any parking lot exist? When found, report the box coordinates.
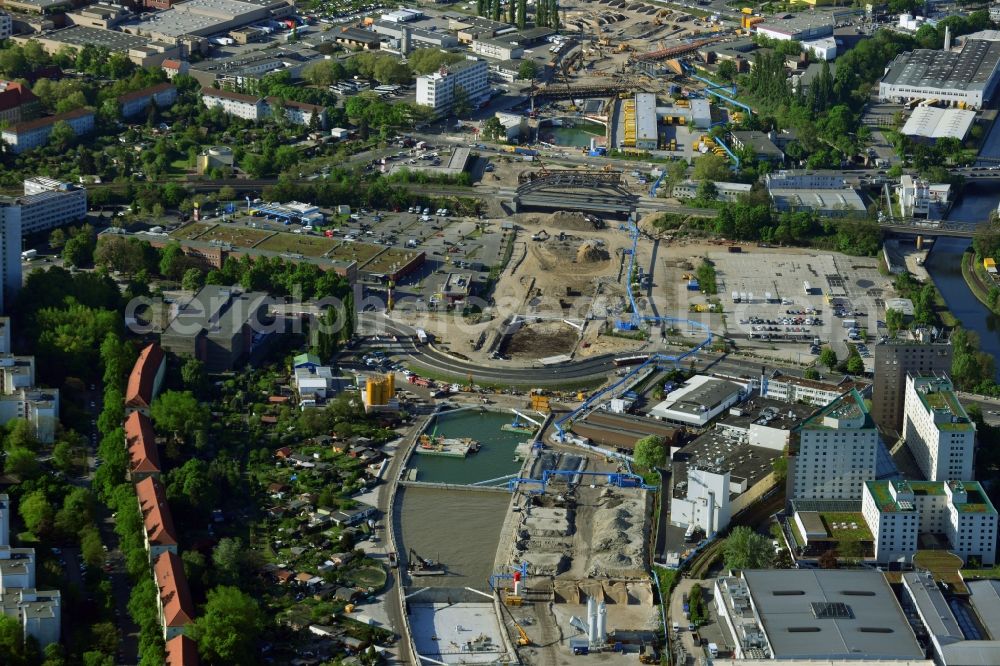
[707,250,893,362]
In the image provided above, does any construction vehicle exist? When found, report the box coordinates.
[407,548,444,575]
[516,623,530,646]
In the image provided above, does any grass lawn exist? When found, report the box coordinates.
[257,232,338,257]
[913,550,966,591]
[363,248,420,274]
[818,512,872,541]
[963,566,1000,580]
[327,242,384,265]
[347,565,388,590]
[169,222,214,241]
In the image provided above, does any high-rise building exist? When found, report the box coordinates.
[415,59,489,116]
[0,203,21,314]
[863,479,997,565]
[788,389,878,501]
[903,374,976,481]
[872,331,952,434]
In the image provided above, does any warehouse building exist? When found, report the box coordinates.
[126,0,294,44]
[903,572,1000,666]
[755,14,833,42]
[765,170,866,217]
[13,26,181,66]
[648,375,746,427]
[879,37,1000,110]
[715,570,925,662]
[634,92,658,150]
[901,105,976,141]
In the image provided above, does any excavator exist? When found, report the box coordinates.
[499,598,532,646]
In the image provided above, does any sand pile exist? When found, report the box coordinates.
[550,211,597,230]
[576,241,610,263]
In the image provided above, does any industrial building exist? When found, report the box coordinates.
[160,284,272,371]
[872,330,953,434]
[879,36,1000,110]
[670,398,813,538]
[362,373,397,413]
[415,59,488,116]
[896,175,951,218]
[126,0,295,44]
[765,170,866,217]
[863,480,997,565]
[373,20,457,48]
[789,389,878,501]
[14,26,181,67]
[901,106,976,141]
[902,374,975,481]
[754,14,833,42]
[471,38,523,61]
[903,572,1000,666]
[648,375,746,427]
[672,180,751,203]
[571,411,678,452]
[633,93,658,150]
[714,570,925,662]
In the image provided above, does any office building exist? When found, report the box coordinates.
[879,37,1000,110]
[648,375,745,427]
[0,494,8,546]
[789,389,878,501]
[729,131,784,163]
[0,203,18,314]
[863,480,997,565]
[415,59,489,116]
[1,108,94,154]
[161,285,272,371]
[873,331,953,433]
[714,569,925,662]
[903,375,975,481]
[895,174,951,218]
[118,82,178,118]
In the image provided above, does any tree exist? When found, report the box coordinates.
[49,120,76,152]
[6,447,40,479]
[80,526,105,569]
[19,490,54,536]
[717,59,738,82]
[452,85,471,119]
[181,267,204,292]
[723,526,772,570]
[633,435,665,470]
[49,228,66,250]
[159,242,188,280]
[803,367,820,380]
[516,0,527,29]
[846,354,865,375]
[0,613,38,666]
[52,440,74,472]
[517,59,537,81]
[180,358,206,394]
[151,390,208,441]
[481,116,505,142]
[189,586,264,665]
[692,153,730,182]
[819,347,838,370]
[6,419,38,452]
[818,549,838,569]
[696,180,718,202]
[885,307,904,335]
[212,537,248,586]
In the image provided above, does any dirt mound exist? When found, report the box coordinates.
[576,241,610,263]
[503,321,578,359]
[550,211,600,230]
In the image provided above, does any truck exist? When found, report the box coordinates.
[408,375,433,388]
[20,249,37,260]
[708,642,719,658]
[415,328,428,344]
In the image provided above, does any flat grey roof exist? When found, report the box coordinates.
[166,284,269,338]
[672,432,780,501]
[881,39,1000,92]
[744,569,924,660]
[968,580,1000,639]
[770,188,866,212]
[731,130,783,157]
[635,92,657,143]
[668,378,742,416]
[35,25,164,50]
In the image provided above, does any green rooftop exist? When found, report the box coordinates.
[798,388,872,431]
[867,480,996,515]
[912,377,974,432]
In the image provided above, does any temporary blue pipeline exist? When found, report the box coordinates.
[552,218,714,441]
[711,134,741,171]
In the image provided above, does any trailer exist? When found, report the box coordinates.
[415,328,428,344]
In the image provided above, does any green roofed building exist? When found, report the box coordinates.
[862,479,997,565]
[904,374,976,482]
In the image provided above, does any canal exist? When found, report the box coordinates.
[926,185,1000,378]
[409,410,526,485]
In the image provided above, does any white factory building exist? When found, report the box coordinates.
[879,35,1000,110]
[471,38,522,61]
[901,106,976,141]
[416,59,489,116]
[670,398,813,541]
[896,174,951,218]
[765,170,866,217]
[649,374,746,427]
[755,15,836,61]
[903,374,975,481]
[761,372,863,407]
[789,389,878,501]
[672,180,751,203]
[863,480,997,565]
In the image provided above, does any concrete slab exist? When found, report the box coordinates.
[410,602,509,664]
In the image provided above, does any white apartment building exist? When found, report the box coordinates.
[270,98,327,128]
[0,389,59,443]
[7,177,88,235]
[416,59,489,116]
[863,480,998,565]
[761,372,859,406]
[0,12,11,41]
[1,108,95,154]
[904,374,975,481]
[0,588,60,648]
[790,389,878,501]
[0,546,35,591]
[201,87,267,121]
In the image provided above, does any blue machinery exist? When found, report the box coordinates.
[551,218,715,443]
[489,561,528,592]
[507,469,654,494]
